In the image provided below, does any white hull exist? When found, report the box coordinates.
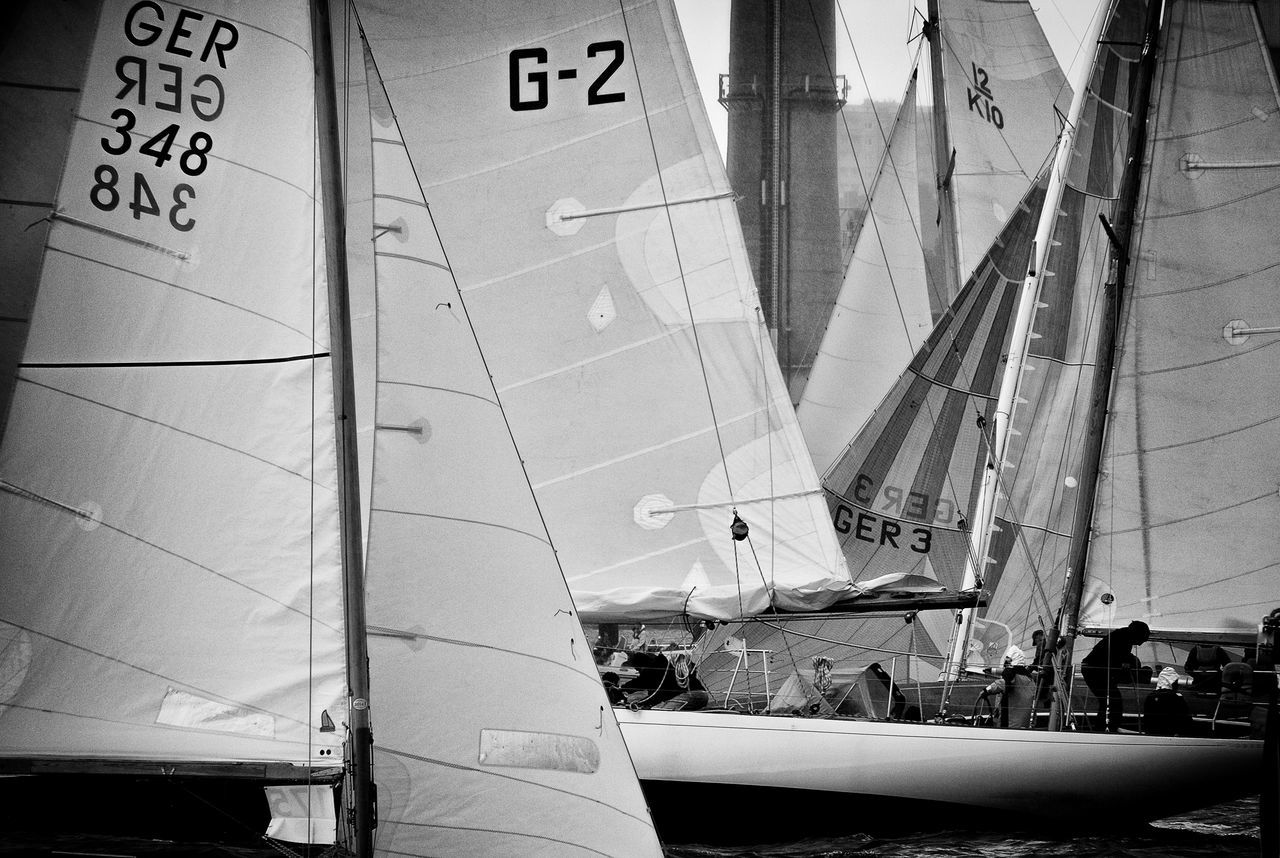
[617,708,1261,828]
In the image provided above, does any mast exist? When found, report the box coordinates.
[942,2,1111,678]
[311,0,375,853]
[923,0,962,299]
[1050,0,1164,728]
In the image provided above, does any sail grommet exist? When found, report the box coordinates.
[546,198,586,236]
[1180,152,1203,178]
[633,494,675,529]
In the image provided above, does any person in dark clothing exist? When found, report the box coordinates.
[1184,643,1232,693]
[601,671,629,705]
[620,651,709,710]
[1143,667,1194,736]
[1081,620,1150,731]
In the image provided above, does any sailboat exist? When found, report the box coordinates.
[352,0,1273,841]
[0,1,662,855]
[620,0,1275,838]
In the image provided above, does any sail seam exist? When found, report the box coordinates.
[44,246,317,342]
[1155,107,1278,142]
[529,403,770,490]
[496,326,689,394]
[0,619,325,730]
[0,81,80,93]
[8,378,331,483]
[1097,487,1274,536]
[648,488,821,514]
[377,378,498,408]
[50,211,189,259]
[554,190,735,221]
[21,352,329,369]
[1144,179,1280,220]
[568,536,708,582]
[1134,257,1280,297]
[373,250,447,269]
[368,507,552,548]
[371,192,425,207]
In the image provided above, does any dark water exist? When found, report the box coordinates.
[664,798,1261,858]
[0,797,1259,856]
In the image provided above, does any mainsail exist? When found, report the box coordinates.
[1078,0,1280,636]
[356,0,853,622]
[0,0,347,767]
[799,0,1068,474]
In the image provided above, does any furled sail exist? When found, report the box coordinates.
[1079,0,1280,636]
[349,25,661,856]
[356,0,853,622]
[799,0,1067,475]
[0,1,346,765]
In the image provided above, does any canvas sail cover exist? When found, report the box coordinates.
[349,22,661,857]
[356,0,852,622]
[1080,0,1280,636]
[976,0,1149,654]
[0,1,346,765]
[799,0,1067,476]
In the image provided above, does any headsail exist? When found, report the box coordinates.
[800,69,935,475]
[0,0,346,765]
[356,0,853,622]
[799,0,1068,475]
[348,19,662,855]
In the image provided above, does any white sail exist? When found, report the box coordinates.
[1080,0,1280,636]
[0,1,345,764]
[940,0,1069,279]
[355,0,853,622]
[800,72,934,475]
[349,28,662,856]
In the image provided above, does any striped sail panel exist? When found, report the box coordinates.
[824,176,1047,593]
[0,1,346,764]
[980,1,1148,651]
[802,0,1068,479]
[799,74,933,475]
[357,0,851,622]
[942,0,1070,280]
[1082,0,1280,635]
[354,30,662,858]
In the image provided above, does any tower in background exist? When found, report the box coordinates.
[721,0,845,403]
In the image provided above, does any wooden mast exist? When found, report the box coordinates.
[311,0,375,853]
